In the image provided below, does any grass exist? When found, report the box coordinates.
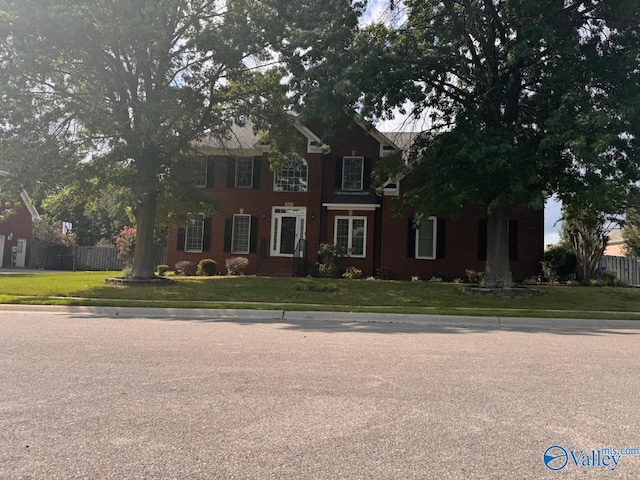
[1,271,640,320]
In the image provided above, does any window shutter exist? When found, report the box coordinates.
[223,217,232,252]
[252,157,261,189]
[202,218,212,252]
[509,219,519,261]
[227,158,235,188]
[205,157,215,188]
[249,216,258,253]
[335,158,343,188]
[407,218,416,258]
[177,227,185,251]
[478,219,487,261]
[363,158,372,190]
[436,218,446,259]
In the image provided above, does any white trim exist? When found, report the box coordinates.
[184,213,205,253]
[341,156,364,191]
[291,117,331,154]
[231,214,251,254]
[19,191,41,222]
[334,216,367,258]
[415,216,437,260]
[234,156,254,188]
[352,114,401,157]
[270,207,307,257]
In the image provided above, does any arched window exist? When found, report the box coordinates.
[273,155,308,192]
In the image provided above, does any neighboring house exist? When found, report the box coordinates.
[0,165,41,268]
[167,119,544,280]
[604,229,625,257]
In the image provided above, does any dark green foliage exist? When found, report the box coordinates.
[317,243,345,278]
[197,259,217,276]
[542,244,577,282]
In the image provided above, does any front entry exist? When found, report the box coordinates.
[271,207,306,257]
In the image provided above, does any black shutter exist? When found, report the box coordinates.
[407,218,416,258]
[249,216,259,253]
[478,219,487,261]
[205,157,215,188]
[202,218,212,252]
[223,217,233,252]
[436,218,446,259]
[227,158,235,188]
[335,158,343,189]
[177,227,185,251]
[363,158,372,190]
[252,157,261,189]
[509,219,519,261]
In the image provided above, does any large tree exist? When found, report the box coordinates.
[0,0,361,278]
[295,0,640,287]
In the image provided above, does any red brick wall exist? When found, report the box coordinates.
[0,200,34,268]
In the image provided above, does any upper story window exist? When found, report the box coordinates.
[193,157,207,187]
[235,157,254,188]
[274,155,308,192]
[342,156,364,191]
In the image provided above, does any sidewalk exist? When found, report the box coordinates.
[2,303,640,331]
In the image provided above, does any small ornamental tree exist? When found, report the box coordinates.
[115,226,136,268]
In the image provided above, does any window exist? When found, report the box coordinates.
[193,157,207,187]
[232,215,251,254]
[342,156,364,191]
[335,216,366,257]
[415,217,437,259]
[274,155,308,192]
[185,214,204,252]
[235,157,254,188]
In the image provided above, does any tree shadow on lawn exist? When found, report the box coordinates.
[63,307,640,337]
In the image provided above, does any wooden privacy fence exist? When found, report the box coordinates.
[30,245,167,271]
[600,255,640,286]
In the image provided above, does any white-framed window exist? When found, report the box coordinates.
[335,216,366,257]
[416,216,437,259]
[193,157,207,187]
[232,214,251,254]
[185,213,205,252]
[342,156,364,191]
[274,155,308,192]
[235,157,254,188]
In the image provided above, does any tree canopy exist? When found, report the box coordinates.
[0,0,362,278]
[300,0,640,286]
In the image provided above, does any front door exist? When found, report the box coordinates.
[271,207,306,257]
[16,238,26,268]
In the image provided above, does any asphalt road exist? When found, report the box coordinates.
[1,307,639,479]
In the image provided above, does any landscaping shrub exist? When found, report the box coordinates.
[115,226,136,268]
[156,264,169,276]
[602,269,618,287]
[175,260,195,276]
[541,244,577,282]
[226,257,248,275]
[375,267,393,280]
[197,259,217,276]
[465,269,484,284]
[317,243,345,278]
[342,266,363,279]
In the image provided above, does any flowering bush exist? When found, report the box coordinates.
[115,226,136,267]
[226,257,249,275]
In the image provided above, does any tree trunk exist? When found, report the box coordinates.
[482,206,513,288]
[130,193,158,279]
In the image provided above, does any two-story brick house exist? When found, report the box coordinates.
[167,118,544,280]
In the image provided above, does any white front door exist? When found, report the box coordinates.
[16,238,27,267]
[271,207,306,257]
[0,235,5,268]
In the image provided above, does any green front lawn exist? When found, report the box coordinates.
[1,271,639,319]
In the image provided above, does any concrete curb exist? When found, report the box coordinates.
[2,304,640,331]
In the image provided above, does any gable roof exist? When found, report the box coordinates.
[0,164,41,222]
